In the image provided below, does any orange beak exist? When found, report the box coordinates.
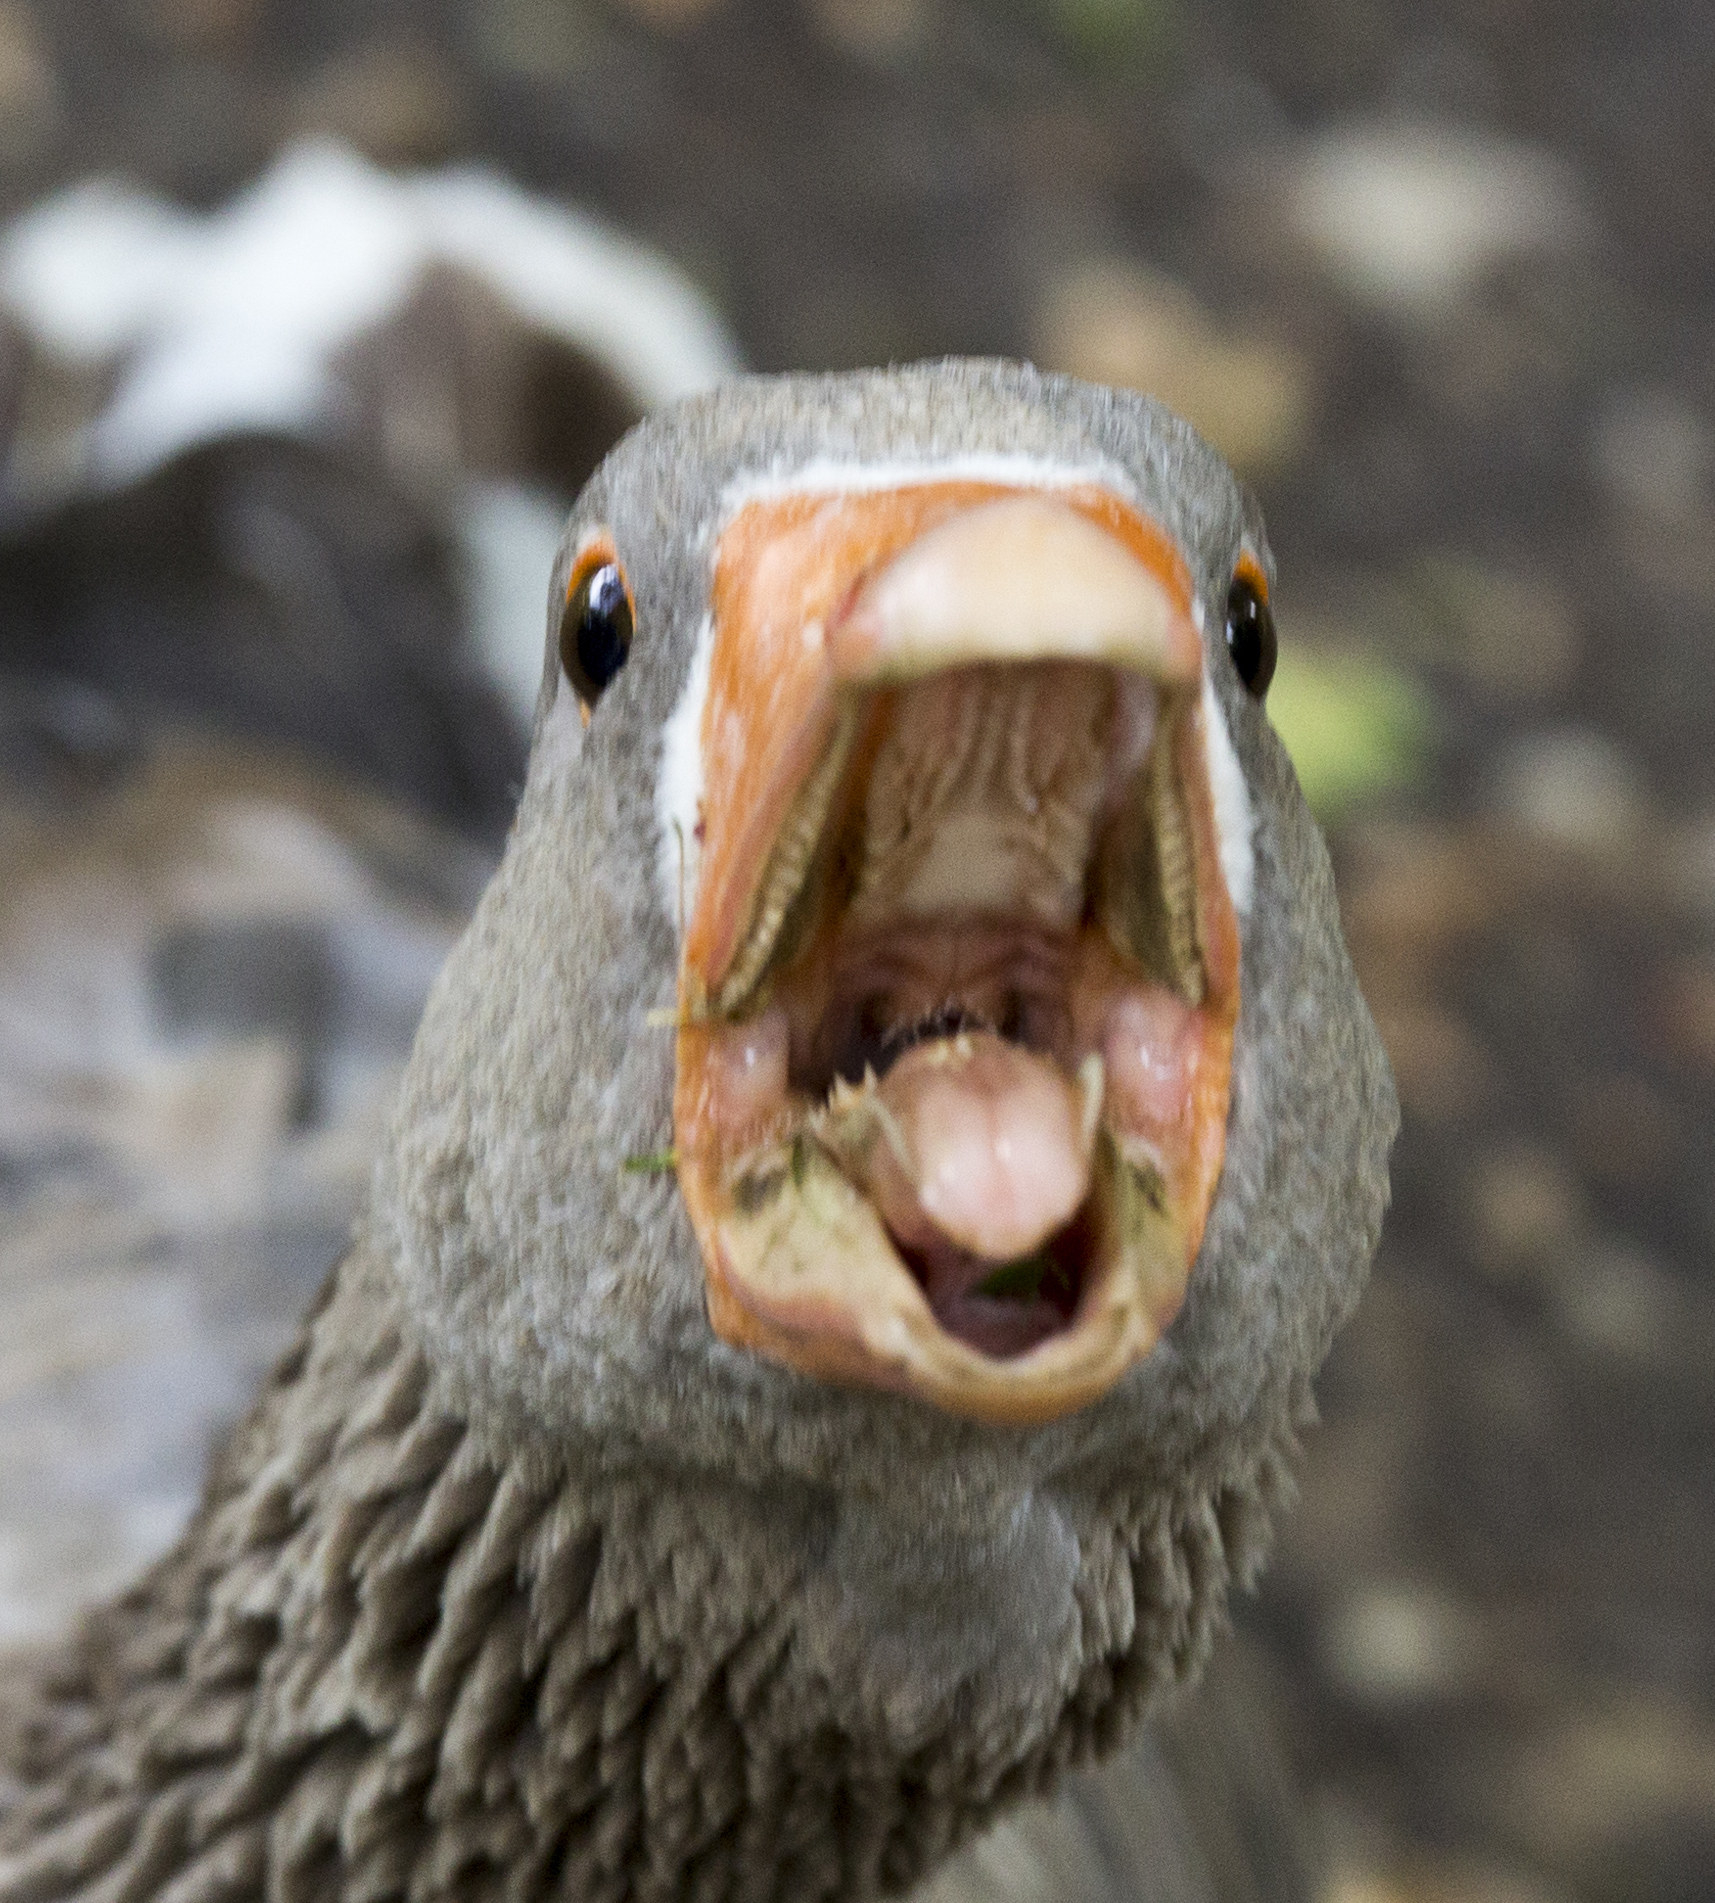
[672,481,1240,1425]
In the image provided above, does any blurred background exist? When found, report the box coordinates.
[0,4,1712,1901]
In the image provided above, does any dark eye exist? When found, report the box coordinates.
[560,559,634,709]
[1225,572,1276,698]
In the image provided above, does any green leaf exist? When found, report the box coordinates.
[1267,649,1431,823]
[974,1251,1054,1302]
[1046,0,1176,70]
[622,1149,679,1176]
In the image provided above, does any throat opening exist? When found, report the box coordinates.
[899,1204,1093,1359]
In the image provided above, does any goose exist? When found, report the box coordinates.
[0,359,1396,1903]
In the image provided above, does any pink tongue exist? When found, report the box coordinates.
[861,1031,1092,1267]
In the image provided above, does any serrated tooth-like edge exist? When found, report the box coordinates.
[816,1082,916,1187]
[1097,703,1204,1006]
[1151,730,1204,1005]
[716,704,857,1016]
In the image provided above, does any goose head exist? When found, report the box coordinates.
[371,359,1395,1770]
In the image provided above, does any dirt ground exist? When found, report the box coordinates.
[1,4,1713,1901]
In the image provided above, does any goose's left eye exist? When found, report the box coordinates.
[561,559,634,711]
[1225,570,1276,699]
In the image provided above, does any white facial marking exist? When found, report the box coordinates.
[1201,670,1255,918]
[656,612,715,934]
[719,452,1140,520]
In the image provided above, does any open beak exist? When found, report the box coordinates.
[673,481,1240,1425]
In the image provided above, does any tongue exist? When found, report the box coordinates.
[858,1031,1094,1264]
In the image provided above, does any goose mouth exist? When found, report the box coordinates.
[672,485,1240,1426]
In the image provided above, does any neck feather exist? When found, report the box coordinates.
[0,1245,1300,1903]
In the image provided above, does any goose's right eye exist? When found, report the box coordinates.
[561,557,635,715]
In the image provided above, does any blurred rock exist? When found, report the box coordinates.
[1286,122,1586,318]
[0,674,142,804]
[1411,556,1580,702]
[1034,260,1312,475]
[613,0,728,30]
[1509,1701,1715,1869]
[0,142,739,804]
[458,480,572,722]
[471,0,604,82]
[132,0,262,53]
[1324,1861,1568,1903]
[114,57,265,203]
[1660,811,1715,923]
[0,1204,231,1642]
[1322,1581,1487,1708]
[1367,1000,1496,1125]
[1490,727,1648,859]
[1550,1237,1681,1365]
[1342,820,1499,968]
[291,40,470,168]
[152,918,337,1050]
[1565,1072,1679,1195]
[1465,1146,1586,1279]
[809,0,928,62]
[1590,388,1712,528]
[0,1,58,172]
[118,1040,303,1222]
[1652,956,1715,1075]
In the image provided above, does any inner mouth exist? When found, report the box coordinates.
[670,485,1240,1424]
[900,1207,1091,1359]
[680,653,1231,1363]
